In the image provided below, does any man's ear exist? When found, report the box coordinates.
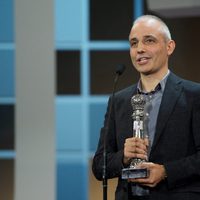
[167,40,176,56]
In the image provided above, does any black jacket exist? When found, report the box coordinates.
[92,72,200,200]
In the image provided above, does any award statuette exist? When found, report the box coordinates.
[122,94,149,179]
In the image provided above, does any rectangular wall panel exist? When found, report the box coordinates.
[55,0,82,43]
[0,50,15,97]
[0,0,14,42]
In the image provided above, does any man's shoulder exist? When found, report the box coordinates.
[169,72,200,86]
[177,75,200,90]
[169,72,200,93]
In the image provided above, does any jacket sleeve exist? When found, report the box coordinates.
[92,97,125,180]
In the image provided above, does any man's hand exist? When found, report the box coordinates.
[123,137,148,165]
[129,162,167,187]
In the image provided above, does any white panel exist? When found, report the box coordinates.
[15,0,55,200]
[147,0,200,17]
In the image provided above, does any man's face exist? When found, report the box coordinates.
[129,19,174,76]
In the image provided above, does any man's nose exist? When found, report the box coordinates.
[137,42,145,53]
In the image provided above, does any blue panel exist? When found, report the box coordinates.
[89,103,107,151]
[134,0,144,19]
[55,0,82,43]
[57,158,88,200]
[0,50,15,97]
[56,102,83,150]
[0,0,14,42]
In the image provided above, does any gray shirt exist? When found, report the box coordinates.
[137,70,169,151]
[132,71,170,196]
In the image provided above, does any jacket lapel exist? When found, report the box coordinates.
[150,73,183,152]
[124,85,138,139]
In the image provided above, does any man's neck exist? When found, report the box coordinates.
[140,69,168,92]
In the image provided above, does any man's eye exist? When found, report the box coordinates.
[130,41,137,47]
[145,39,155,44]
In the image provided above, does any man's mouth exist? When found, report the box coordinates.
[136,57,150,65]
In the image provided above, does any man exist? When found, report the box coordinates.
[92,15,200,200]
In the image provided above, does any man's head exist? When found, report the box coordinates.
[129,15,175,78]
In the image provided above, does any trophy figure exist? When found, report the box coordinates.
[122,94,149,179]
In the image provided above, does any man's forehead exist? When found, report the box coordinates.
[130,34,156,40]
[129,21,162,39]
[131,19,161,33]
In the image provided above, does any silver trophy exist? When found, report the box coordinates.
[122,94,149,179]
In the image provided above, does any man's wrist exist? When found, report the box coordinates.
[123,156,131,167]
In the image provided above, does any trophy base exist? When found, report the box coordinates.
[121,167,149,179]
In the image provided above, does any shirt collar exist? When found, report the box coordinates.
[137,70,170,95]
